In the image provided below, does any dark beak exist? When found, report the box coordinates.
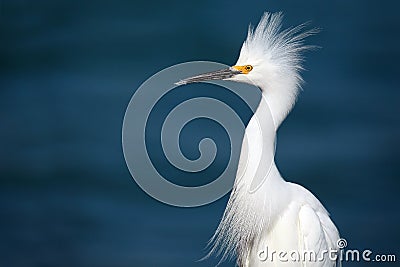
[175,67,241,85]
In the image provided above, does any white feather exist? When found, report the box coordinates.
[205,12,340,266]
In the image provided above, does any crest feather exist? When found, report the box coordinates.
[240,12,318,74]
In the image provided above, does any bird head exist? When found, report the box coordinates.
[176,12,315,94]
[175,12,317,126]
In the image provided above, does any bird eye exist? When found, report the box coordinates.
[245,65,253,71]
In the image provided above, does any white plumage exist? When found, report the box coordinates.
[178,12,341,267]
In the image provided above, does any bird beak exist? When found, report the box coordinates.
[175,67,241,85]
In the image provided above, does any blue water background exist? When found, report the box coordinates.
[1,0,399,266]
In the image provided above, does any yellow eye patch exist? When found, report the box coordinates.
[232,65,253,74]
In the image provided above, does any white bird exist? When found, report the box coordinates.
[177,12,341,267]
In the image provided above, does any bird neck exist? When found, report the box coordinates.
[239,97,284,190]
[210,100,289,261]
[259,77,298,129]
[209,96,292,262]
[233,71,299,191]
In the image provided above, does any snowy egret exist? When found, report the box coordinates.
[177,12,340,266]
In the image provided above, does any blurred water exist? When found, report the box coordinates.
[1,0,399,266]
